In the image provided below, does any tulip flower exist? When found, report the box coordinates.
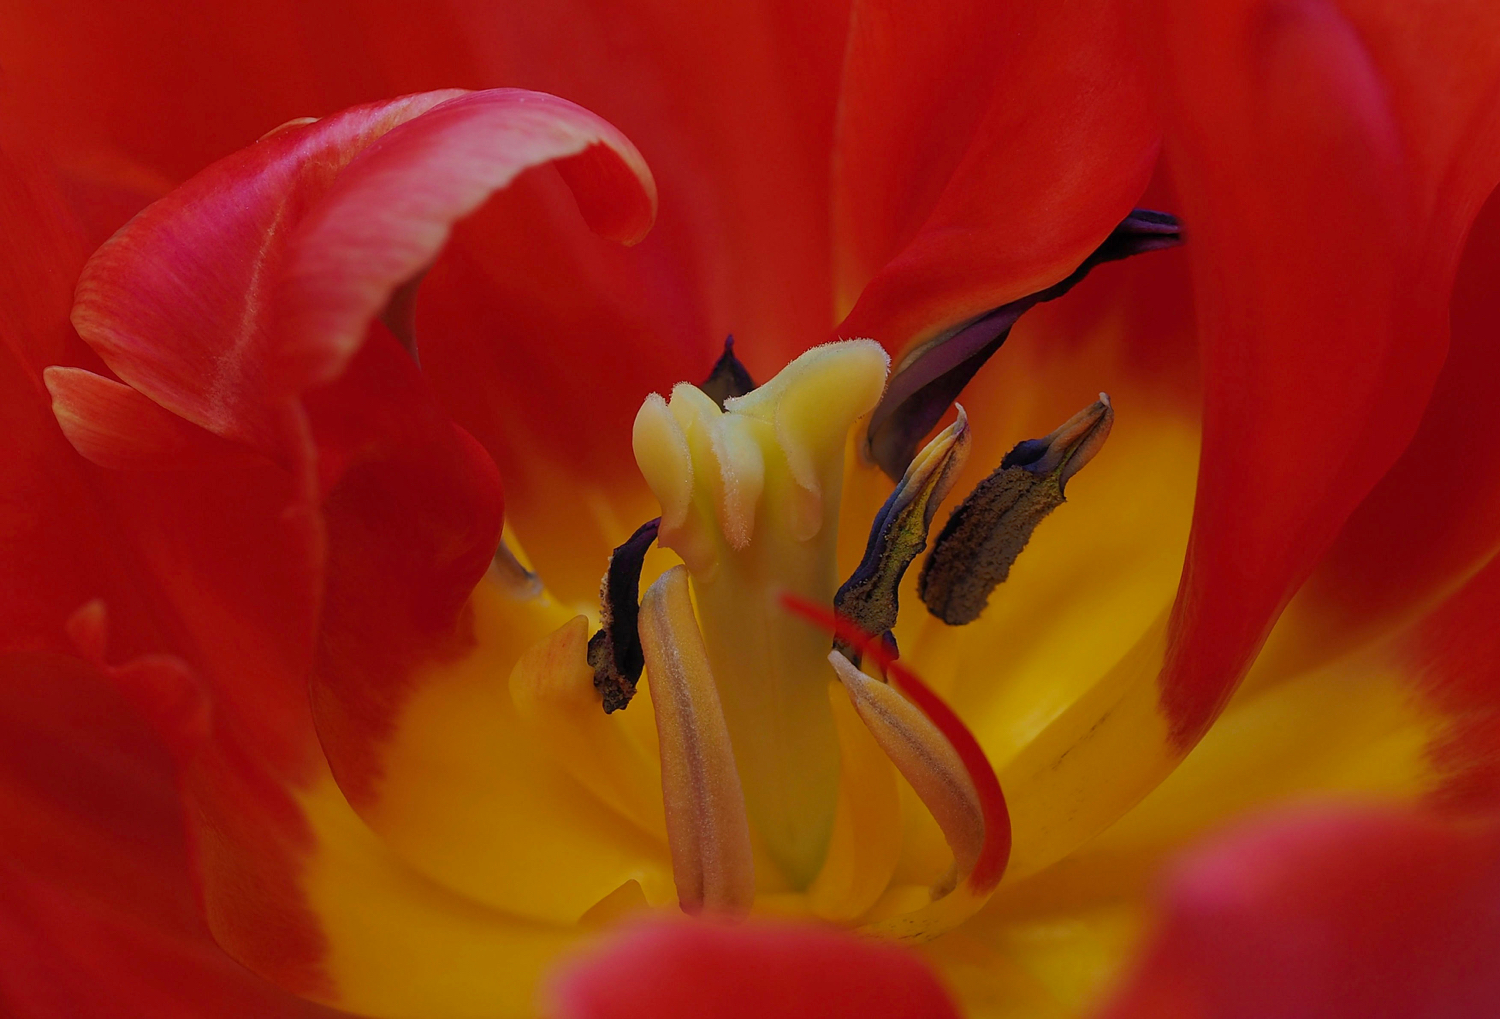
[4,1,1500,1018]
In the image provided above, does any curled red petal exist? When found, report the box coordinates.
[45,366,263,471]
[71,90,460,455]
[72,87,652,465]
[1096,804,1500,1019]
[548,918,961,1019]
[274,87,657,395]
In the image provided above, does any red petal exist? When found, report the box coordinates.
[74,87,653,464]
[49,468,333,991]
[834,0,1160,348]
[1400,552,1500,813]
[302,327,505,809]
[0,124,161,659]
[1151,0,1455,745]
[1301,182,1500,650]
[0,651,338,1018]
[549,919,961,1019]
[1097,804,1500,1019]
[1230,0,1500,660]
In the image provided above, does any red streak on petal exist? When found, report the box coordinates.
[778,592,1010,892]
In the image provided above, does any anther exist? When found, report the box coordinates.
[638,565,756,916]
[865,209,1178,479]
[834,406,971,665]
[586,517,660,712]
[919,395,1113,625]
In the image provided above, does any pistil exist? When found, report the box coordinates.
[632,340,889,887]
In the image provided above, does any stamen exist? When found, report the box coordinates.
[865,209,1179,479]
[834,406,971,665]
[699,334,757,409]
[827,651,985,881]
[637,565,756,916]
[919,395,1113,625]
[489,538,544,600]
[586,517,660,712]
[778,591,1011,930]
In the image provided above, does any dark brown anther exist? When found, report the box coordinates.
[866,209,1178,481]
[919,396,1113,626]
[699,335,757,409]
[834,408,970,666]
[587,517,661,712]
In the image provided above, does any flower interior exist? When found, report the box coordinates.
[518,328,1120,938]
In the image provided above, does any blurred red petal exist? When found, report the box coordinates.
[1096,804,1500,1019]
[549,919,961,1019]
[55,468,334,991]
[0,652,341,1018]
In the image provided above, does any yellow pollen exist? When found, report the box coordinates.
[631,340,890,887]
